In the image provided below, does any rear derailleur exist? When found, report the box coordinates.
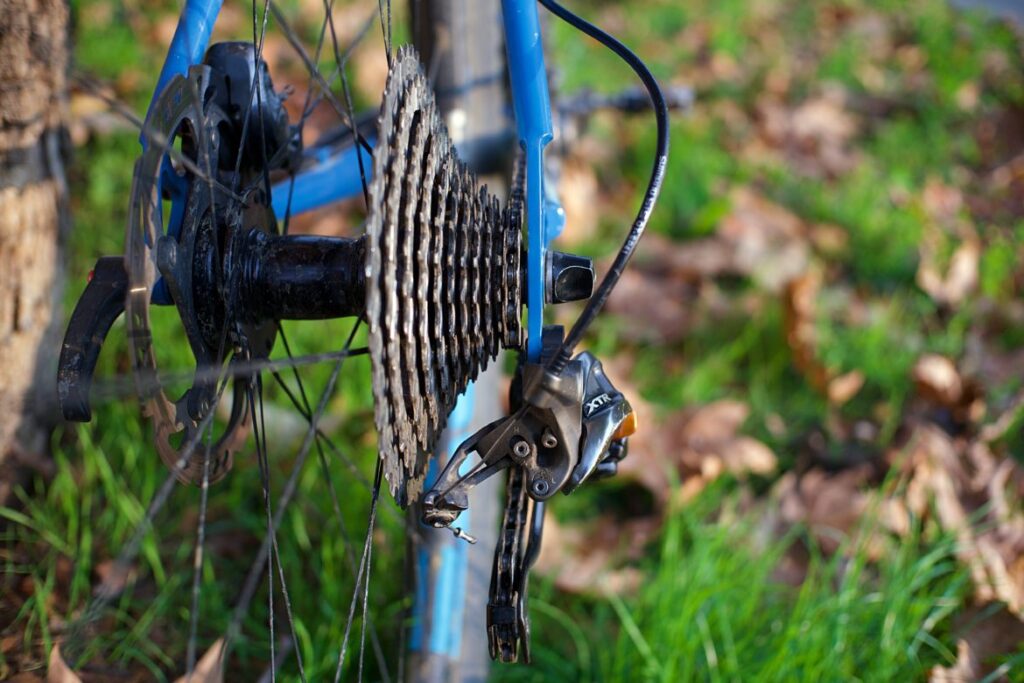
[422,327,636,663]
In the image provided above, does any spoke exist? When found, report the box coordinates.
[222,317,365,669]
[248,0,278,225]
[86,348,369,403]
[269,2,373,157]
[184,59,246,677]
[377,0,393,66]
[267,366,414,535]
[356,463,384,682]
[250,373,309,682]
[275,329,391,681]
[63,359,235,664]
[231,0,274,187]
[185,434,213,678]
[332,459,384,683]
[278,0,337,235]
[257,1,377,225]
[70,73,245,202]
[248,378,278,679]
[323,5,374,206]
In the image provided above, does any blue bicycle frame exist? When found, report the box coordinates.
[149,0,562,667]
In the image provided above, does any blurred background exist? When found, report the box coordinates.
[2,0,1024,680]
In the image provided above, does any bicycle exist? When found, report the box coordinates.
[56,0,670,679]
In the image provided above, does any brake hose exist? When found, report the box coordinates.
[538,0,670,374]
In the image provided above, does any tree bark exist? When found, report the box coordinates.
[0,0,69,501]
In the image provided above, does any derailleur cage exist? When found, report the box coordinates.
[423,326,635,663]
[422,326,635,530]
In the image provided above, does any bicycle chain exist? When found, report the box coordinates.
[488,464,535,663]
[366,47,524,506]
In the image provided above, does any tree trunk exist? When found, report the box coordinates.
[0,0,69,501]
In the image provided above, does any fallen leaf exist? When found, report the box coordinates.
[775,467,870,554]
[534,514,652,595]
[756,87,861,177]
[784,269,829,393]
[661,400,778,493]
[930,604,1024,682]
[605,267,695,343]
[828,370,865,405]
[173,638,226,683]
[47,645,81,683]
[718,188,809,292]
[92,560,134,600]
[913,354,963,407]
[904,424,1024,615]
[922,179,964,225]
[809,223,849,256]
[917,238,980,307]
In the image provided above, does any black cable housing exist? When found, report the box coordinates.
[538,0,670,374]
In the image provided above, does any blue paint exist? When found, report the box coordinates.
[144,0,223,142]
[409,547,429,649]
[409,382,477,657]
[270,139,375,217]
[501,0,560,361]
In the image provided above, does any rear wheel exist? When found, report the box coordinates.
[57,2,524,680]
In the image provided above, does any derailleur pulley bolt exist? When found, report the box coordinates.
[511,437,532,460]
[531,479,549,496]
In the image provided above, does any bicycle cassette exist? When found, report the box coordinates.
[366,47,524,506]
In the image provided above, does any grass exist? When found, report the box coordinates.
[496,482,971,682]
[3,0,1024,679]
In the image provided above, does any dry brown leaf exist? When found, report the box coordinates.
[718,188,809,292]
[47,645,81,683]
[828,370,865,405]
[172,638,226,683]
[904,424,1024,615]
[776,468,869,554]
[809,223,849,256]
[917,239,980,307]
[534,514,652,595]
[605,267,694,343]
[92,560,134,600]
[775,465,908,559]
[791,95,857,147]
[784,269,830,393]
[637,232,733,281]
[922,179,965,224]
[756,88,861,177]
[672,400,778,485]
[624,189,810,292]
[913,354,964,407]
[930,604,1024,682]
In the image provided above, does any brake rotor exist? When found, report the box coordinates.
[124,65,275,485]
[366,47,524,506]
